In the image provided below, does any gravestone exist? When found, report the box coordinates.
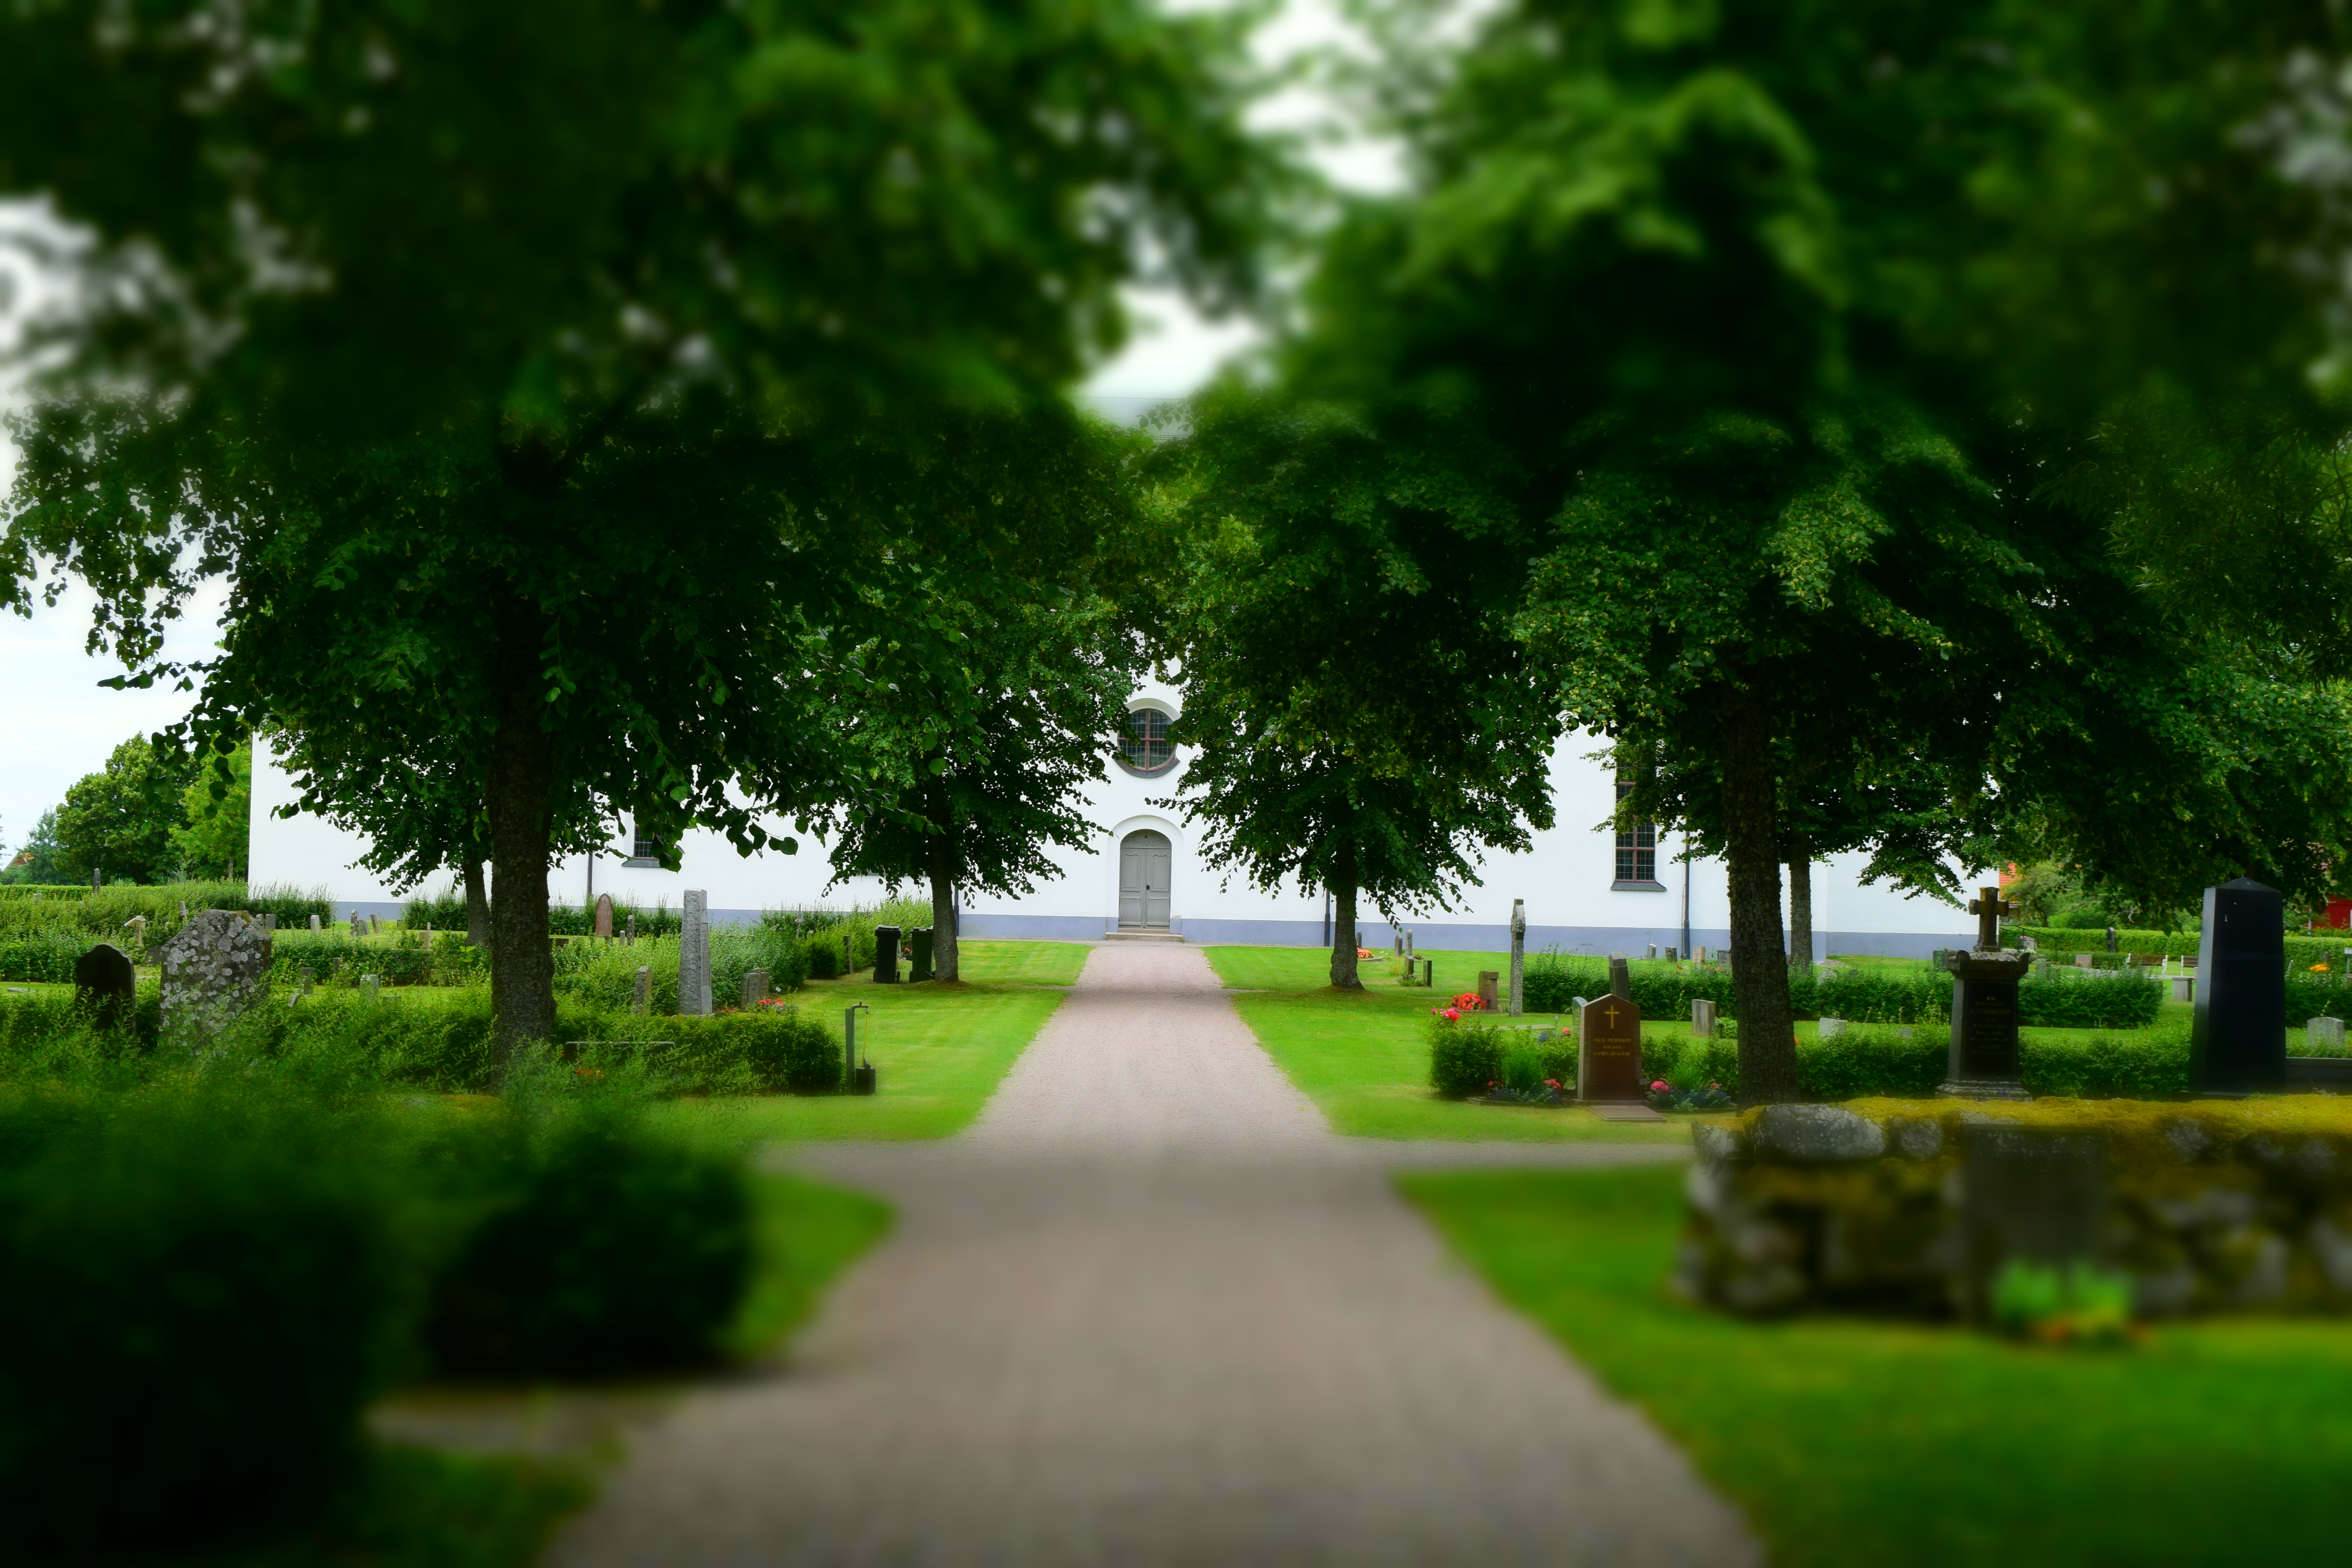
[1577,994,1645,1103]
[2191,878,2286,1096]
[74,943,135,1030]
[1393,933,1404,960]
[264,911,278,932]
[633,965,651,1016]
[1664,946,1678,963]
[297,966,316,998]
[1691,998,1717,1037]
[1608,953,1632,1002]
[2310,1016,2346,1051]
[909,926,935,983]
[368,914,379,934]
[1405,929,1416,958]
[178,900,188,919]
[1695,945,1708,964]
[350,910,366,937]
[2105,924,2118,954]
[309,913,321,931]
[1959,1122,2109,1321]
[361,973,380,1002]
[679,890,713,1016]
[594,893,614,940]
[1938,886,2034,1100]
[627,914,637,945]
[1646,943,1658,961]
[1819,1016,1846,1040]
[2074,953,2093,969]
[160,910,270,1040]
[2173,976,2195,1004]
[742,968,769,1009]
[874,925,902,984]
[1508,899,1526,1017]
[121,915,148,957]
[1477,969,1499,1010]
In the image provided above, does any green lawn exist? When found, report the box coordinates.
[953,938,1092,986]
[1204,945,1683,1143]
[1405,1164,2352,1566]
[661,963,1069,1143]
[726,1169,895,1357]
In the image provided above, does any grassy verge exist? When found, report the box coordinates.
[1205,945,1682,1143]
[953,938,1091,986]
[726,1170,896,1357]
[658,968,1067,1142]
[1404,1164,2352,1566]
[182,1446,594,1568]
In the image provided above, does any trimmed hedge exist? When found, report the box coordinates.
[1633,1020,2198,1101]
[0,987,847,1096]
[1523,955,2161,1030]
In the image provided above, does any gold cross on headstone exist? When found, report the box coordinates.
[1967,887,2018,951]
[1604,1002,1622,1030]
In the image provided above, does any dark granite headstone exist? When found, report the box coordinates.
[1607,953,1632,1001]
[1577,994,1644,1103]
[1938,886,2034,1100]
[1938,949,2033,1098]
[1477,969,1499,1009]
[909,926,935,983]
[1960,1122,2108,1319]
[74,942,135,1030]
[2191,878,2286,1096]
[874,925,902,984]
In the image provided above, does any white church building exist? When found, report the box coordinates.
[250,676,1976,959]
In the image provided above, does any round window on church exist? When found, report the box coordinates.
[1118,707,1175,775]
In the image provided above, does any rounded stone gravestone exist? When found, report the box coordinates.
[160,910,271,1040]
[73,942,136,1031]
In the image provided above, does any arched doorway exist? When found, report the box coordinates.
[1118,830,1171,929]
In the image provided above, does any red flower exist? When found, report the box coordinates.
[1649,1080,1670,1092]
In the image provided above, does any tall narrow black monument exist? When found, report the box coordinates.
[1938,886,2034,1100]
[2191,878,2285,1097]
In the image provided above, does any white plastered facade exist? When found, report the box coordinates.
[249,675,1974,955]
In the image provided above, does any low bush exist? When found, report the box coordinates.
[423,1085,755,1377]
[566,1004,840,1096]
[1636,1018,2195,1100]
[0,1084,414,1556]
[0,880,330,942]
[1428,1015,1506,1098]
[1524,952,2159,1030]
[803,929,844,979]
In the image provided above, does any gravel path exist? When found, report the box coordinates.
[552,943,1754,1566]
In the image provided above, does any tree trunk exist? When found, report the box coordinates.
[1720,667,1798,1103]
[462,857,491,948]
[1786,838,1814,977]
[1328,843,1362,990]
[927,831,960,984]
[485,595,556,1051]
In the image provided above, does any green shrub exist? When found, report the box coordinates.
[0,1085,412,1555]
[565,1007,841,1096]
[802,929,844,980]
[423,1088,753,1377]
[2015,968,2163,1029]
[1428,1016,1506,1098]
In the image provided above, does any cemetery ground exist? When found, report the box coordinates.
[1406,1161,2352,1566]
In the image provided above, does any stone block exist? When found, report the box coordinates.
[2311,1015,2347,1051]
[160,910,270,1040]
[1691,1121,1745,1167]
[1751,1104,1887,1163]
[1818,1016,1846,1040]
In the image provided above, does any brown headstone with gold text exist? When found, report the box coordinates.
[1578,994,1645,1103]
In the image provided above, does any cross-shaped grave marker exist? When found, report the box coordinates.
[1967,887,2017,951]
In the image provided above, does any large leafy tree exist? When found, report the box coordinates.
[53,735,195,885]
[818,412,1149,982]
[1281,0,2352,1099]
[1157,390,1559,989]
[0,0,1273,1045]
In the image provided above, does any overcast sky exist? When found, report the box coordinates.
[0,0,1403,857]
